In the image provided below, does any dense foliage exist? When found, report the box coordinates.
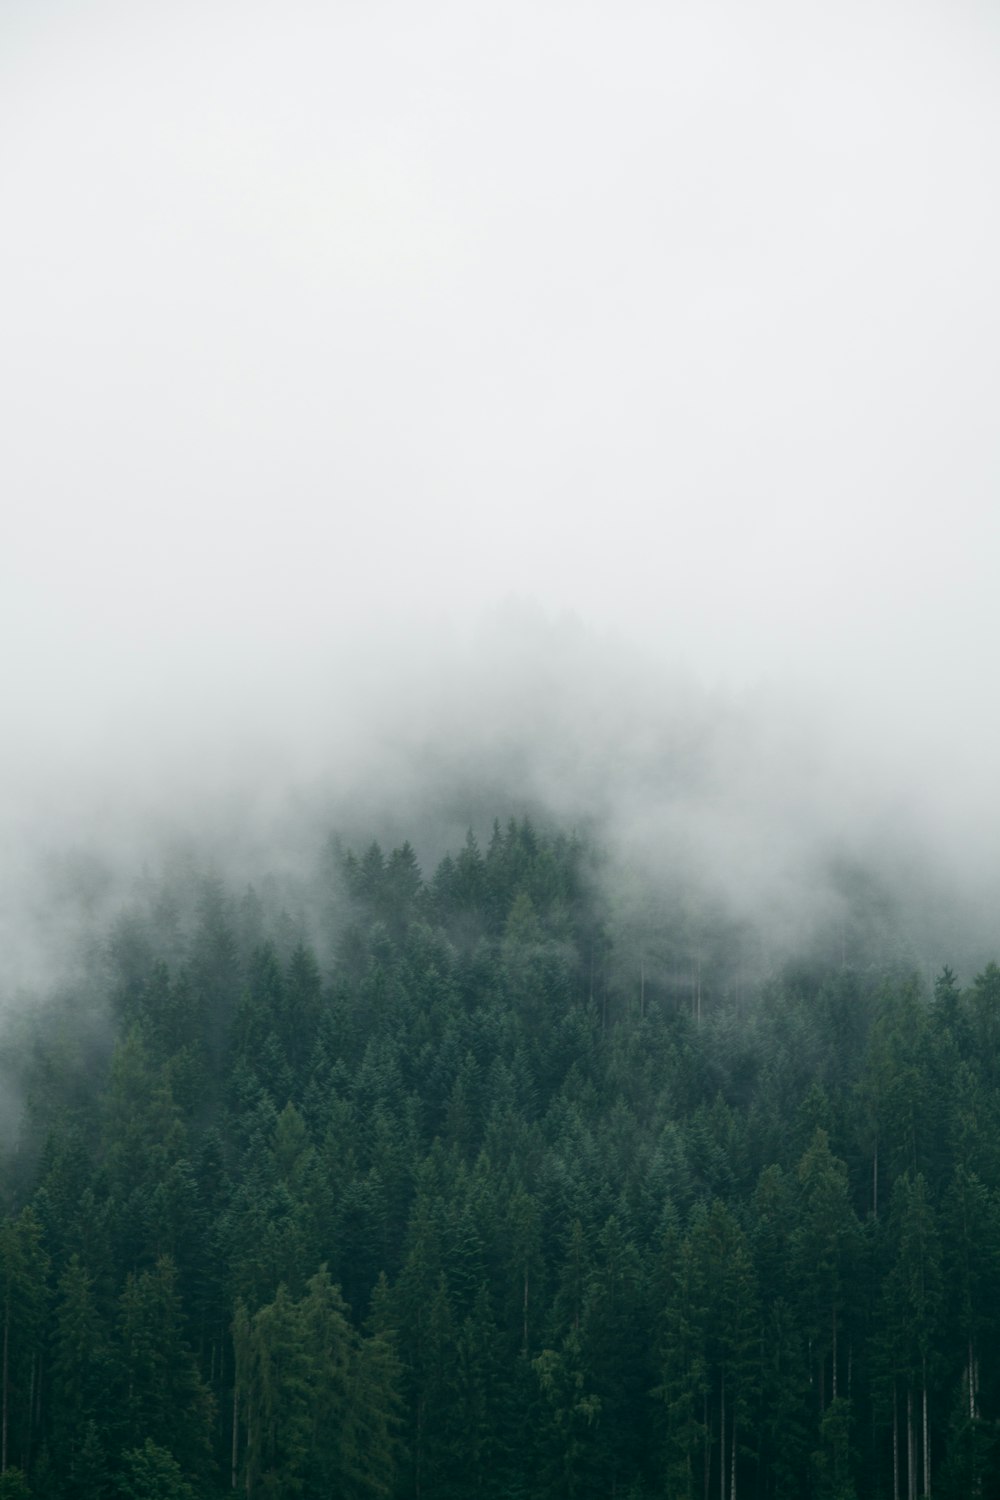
[1,818,999,1499]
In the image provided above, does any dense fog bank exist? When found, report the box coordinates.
[2,615,996,1017]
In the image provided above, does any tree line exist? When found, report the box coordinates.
[0,816,998,1499]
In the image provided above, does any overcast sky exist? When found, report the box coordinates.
[2,0,999,900]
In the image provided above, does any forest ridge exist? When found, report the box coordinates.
[0,817,996,1500]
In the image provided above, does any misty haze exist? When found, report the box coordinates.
[2,1,999,1497]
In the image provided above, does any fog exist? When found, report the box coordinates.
[2,0,999,1000]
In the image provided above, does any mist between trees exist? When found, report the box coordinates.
[0,786,998,1499]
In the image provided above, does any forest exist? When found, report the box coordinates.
[0,815,997,1500]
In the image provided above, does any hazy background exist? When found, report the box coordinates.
[2,0,999,993]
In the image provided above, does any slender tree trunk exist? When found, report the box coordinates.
[893,1384,899,1500]
[720,1373,725,1500]
[873,1135,879,1218]
[415,1395,424,1500]
[25,1347,36,1472]
[33,1345,42,1447]
[522,1268,529,1355]
[922,1369,929,1499]
[907,1387,915,1500]
[730,1412,737,1500]
[971,1344,981,1499]
[231,1377,239,1490]
[832,1307,838,1400]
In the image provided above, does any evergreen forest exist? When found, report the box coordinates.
[1,817,998,1500]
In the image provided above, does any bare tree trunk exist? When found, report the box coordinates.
[971,1344,981,1498]
[720,1374,725,1500]
[231,1377,239,1490]
[414,1396,424,1500]
[730,1412,737,1500]
[907,1387,915,1500]
[33,1345,42,1448]
[893,1384,899,1500]
[25,1347,36,1472]
[832,1307,838,1400]
[922,1369,930,1499]
[873,1135,879,1218]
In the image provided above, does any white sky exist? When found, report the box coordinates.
[2,0,999,826]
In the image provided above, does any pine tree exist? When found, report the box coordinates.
[0,1207,49,1476]
[114,1256,214,1486]
[48,1257,109,1489]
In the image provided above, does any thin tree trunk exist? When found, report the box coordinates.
[730,1412,737,1500]
[231,1376,239,1490]
[972,1346,981,1498]
[414,1395,424,1500]
[922,1370,930,1499]
[33,1345,42,1446]
[907,1387,915,1500]
[720,1373,725,1500]
[893,1384,899,1500]
[873,1134,879,1218]
[832,1307,838,1400]
[25,1347,36,1472]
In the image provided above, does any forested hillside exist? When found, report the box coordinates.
[0,818,998,1500]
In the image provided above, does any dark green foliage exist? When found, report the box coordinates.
[115,1440,194,1500]
[114,1255,214,1480]
[0,1206,49,1476]
[3,825,1000,1499]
